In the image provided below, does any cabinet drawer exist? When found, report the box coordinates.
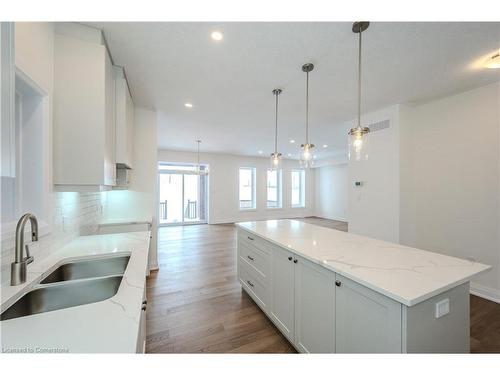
[238,229,272,254]
[239,260,269,312]
[238,240,269,278]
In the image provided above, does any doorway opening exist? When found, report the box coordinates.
[158,163,208,226]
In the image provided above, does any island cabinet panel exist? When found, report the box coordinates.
[403,282,470,353]
[270,245,295,342]
[294,255,336,353]
[335,274,402,353]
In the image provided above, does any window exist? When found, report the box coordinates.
[291,169,305,208]
[267,169,282,208]
[239,167,256,209]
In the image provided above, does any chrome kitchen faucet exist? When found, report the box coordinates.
[11,213,38,286]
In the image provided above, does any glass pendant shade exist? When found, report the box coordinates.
[196,164,208,175]
[270,152,282,169]
[299,143,315,168]
[348,127,370,161]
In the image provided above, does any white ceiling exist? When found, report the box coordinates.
[88,22,500,160]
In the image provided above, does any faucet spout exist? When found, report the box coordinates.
[11,213,38,286]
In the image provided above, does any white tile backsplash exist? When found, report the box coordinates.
[1,192,104,285]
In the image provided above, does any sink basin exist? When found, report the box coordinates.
[0,275,123,321]
[40,255,130,284]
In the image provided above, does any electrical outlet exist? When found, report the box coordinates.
[435,298,450,318]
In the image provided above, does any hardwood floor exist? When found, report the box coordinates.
[146,217,500,353]
[145,223,295,353]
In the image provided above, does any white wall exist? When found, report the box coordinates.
[400,82,500,302]
[103,108,159,270]
[348,105,401,243]
[314,163,348,221]
[157,150,315,224]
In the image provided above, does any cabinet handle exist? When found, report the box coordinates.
[335,281,342,287]
[247,255,255,261]
[247,236,254,241]
[246,280,254,287]
[288,256,293,261]
[293,259,298,264]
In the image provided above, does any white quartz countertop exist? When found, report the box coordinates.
[237,220,490,306]
[0,231,150,353]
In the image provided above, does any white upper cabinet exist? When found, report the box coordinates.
[114,66,134,170]
[53,23,116,191]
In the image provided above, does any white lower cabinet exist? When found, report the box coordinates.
[270,246,295,342]
[136,280,147,353]
[294,255,335,353]
[335,274,402,353]
[237,228,469,353]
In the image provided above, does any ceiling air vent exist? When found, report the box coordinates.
[367,119,390,132]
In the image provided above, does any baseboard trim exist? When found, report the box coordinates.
[470,282,500,304]
[312,215,348,223]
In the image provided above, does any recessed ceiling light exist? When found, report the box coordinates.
[322,144,328,148]
[485,53,500,69]
[211,31,223,41]
[258,150,263,154]
[313,155,317,159]
[290,139,295,144]
[287,153,292,157]
[184,103,193,108]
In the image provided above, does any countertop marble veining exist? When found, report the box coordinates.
[237,220,490,306]
[0,231,150,353]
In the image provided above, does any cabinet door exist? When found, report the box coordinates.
[104,49,116,186]
[270,246,295,342]
[136,280,147,353]
[335,275,402,353]
[294,256,335,353]
[125,86,134,169]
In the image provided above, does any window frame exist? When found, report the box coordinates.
[238,167,256,210]
[266,168,282,209]
[291,169,306,208]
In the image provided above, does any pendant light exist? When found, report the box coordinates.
[348,21,370,162]
[299,63,315,168]
[270,88,283,169]
[195,140,208,175]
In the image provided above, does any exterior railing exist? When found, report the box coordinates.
[185,200,197,219]
[159,200,168,221]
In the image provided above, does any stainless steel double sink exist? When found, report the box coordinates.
[1,255,130,321]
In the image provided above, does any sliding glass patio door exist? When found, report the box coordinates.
[158,163,208,225]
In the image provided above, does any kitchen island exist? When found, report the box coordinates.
[236,219,490,353]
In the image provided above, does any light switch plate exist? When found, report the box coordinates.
[435,298,450,318]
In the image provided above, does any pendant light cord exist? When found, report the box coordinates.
[357,29,362,130]
[274,91,279,154]
[305,70,309,144]
[197,140,200,168]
